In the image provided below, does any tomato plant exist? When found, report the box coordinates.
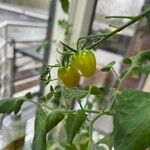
[0,2,150,150]
[58,65,80,87]
[71,50,96,77]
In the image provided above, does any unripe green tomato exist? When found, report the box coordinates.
[58,65,80,88]
[71,50,96,77]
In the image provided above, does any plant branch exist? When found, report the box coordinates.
[77,100,90,122]
[61,109,101,114]
[108,67,134,112]
[91,107,107,125]
[57,49,74,56]
[27,99,53,110]
[111,67,119,80]
[117,67,133,90]
[77,34,107,50]
[88,121,93,150]
[84,85,92,108]
[87,7,150,49]
[105,15,135,20]
[60,41,78,53]
[43,63,60,68]
[87,108,111,150]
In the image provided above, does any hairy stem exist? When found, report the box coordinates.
[77,34,107,50]
[87,7,150,49]
[117,67,133,90]
[77,100,90,122]
[88,122,93,150]
[84,85,92,108]
[105,15,135,20]
[108,67,134,111]
[111,67,120,80]
[27,99,52,110]
[62,109,101,114]
[28,99,102,114]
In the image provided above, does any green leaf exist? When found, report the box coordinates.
[85,85,104,99]
[58,19,71,36]
[74,129,89,148]
[113,90,150,150]
[0,98,24,114]
[25,92,32,99]
[63,88,88,100]
[121,66,141,79]
[79,138,89,150]
[66,110,86,146]
[58,19,68,28]
[36,40,48,53]
[97,134,113,149]
[13,99,25,114]
[50,86,54,92]
[131,50,150,76]
[66,144,78,150]
[141,64,150,74]
[120,50,150,79]
[47,92,53,100]
[51,90,61,105]
[40,66,50,80]
[40,96,47,102]
[43,87,54,102]
[101,61,115,72]
[32,107,64,150]
[60,0,69,13]
[40,66,51,86]
[130,66,141,78]
[131,50,150,64]
[46,110,64,132]
[123,57,132,64]
[60,41,77,53]
[32,106,47,150]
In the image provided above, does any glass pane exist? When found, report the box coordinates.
[0,0,51,98]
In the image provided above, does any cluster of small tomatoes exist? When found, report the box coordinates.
[57,50,96,87]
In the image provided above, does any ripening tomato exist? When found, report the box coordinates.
[71,50,96,77]
[58,65,80,87]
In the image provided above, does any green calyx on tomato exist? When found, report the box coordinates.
[71,50,96,77]
[58,65,80,88]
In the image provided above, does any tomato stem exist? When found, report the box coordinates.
[61,54,67,67]
[84,85,92,108]
[105,15,135,20]
[77,100,90,122]
[111,67,119,80]
[47,64,60,68]
[88,122,93,150]
[77,34,107,50]
[27,99,53,110]
[28,99,103,114]
[60,41,77,53]
[87,7,150,49]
